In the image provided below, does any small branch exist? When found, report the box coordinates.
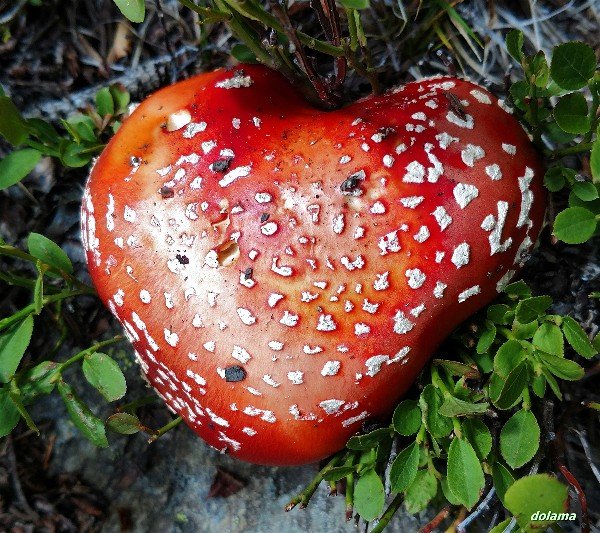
[285,451,346,511]
[57,335,125,371]
[419,506,451,533]
[148,416,183,442]
[368,493,403,533]
[557,464,589,533]
[456,488,496,533]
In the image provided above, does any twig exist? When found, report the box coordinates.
[368,493,403,533]
[573,429,600,484]
[285,451,346,511]
[419,506,451,533]
[4,436,38,519]
[558,464,589,533]
[456,488,496,532]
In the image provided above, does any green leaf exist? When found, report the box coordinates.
[572,181,599,201]
[487,304,511,324]
[532,322,563,356]
[492,462,515,506]
[591,136,600,183]
[404,469,438,514]
[420,384,453,438]
[0,95,29,145]
[494,340,526,377]
[489,519,512,533]
[553,206,597,244]
[476,321,496,354]
[550,42,596,90]
[537,352,584,381]
[82,352,127,402]
[106,413,141,435]
[544,167,569,192]
[59,140,94,168]
[322,465,357,482]
[512,319,538,340]
[109,84,131,114]
[439,396,488,417]
[447,437,485,509]
[95,87,114,117]
[503,280,531,298]
[27,118,60,144]
[113,0,146,23]
[541,367,562,400]
[562,316,597,358]
[434,359,480,379]
[504,474,568,529]
[8,385,38,434]
[506,29,524,62]
[347,427,391,450]
[532,373,546,398]
[553,92,590,134]
[354,468,384,521]
[500,409,540,469]
[58,379,109,447]
[27,233,74,274]
[0,315,34,383]
[63,115,97,143]
[515,296,552,323]
[390,442,420,492]
[231,44,258,64]
[0,388,21,437]
[20,361,60,401]
[338,0,369,9]
[392,399,422,436]
[0,149,42,190]
[490,363,528,410]
[461,418,492,460]
[530,51,550,87]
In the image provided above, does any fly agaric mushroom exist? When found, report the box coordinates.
[81,65,545,465]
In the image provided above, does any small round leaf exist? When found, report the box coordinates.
[27,233,74,274]
[500,409,540,469]
[504,474,568,529]
[553,92,590,134]
[550,42,596,90]
[82,352,127,402]
[553,206,597,244]
[392,399,421,436]
[354,468,384,521]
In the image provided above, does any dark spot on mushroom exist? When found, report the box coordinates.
[224,365,246,382]
[212,158,232,172]
[260,213,270,223]
[317,306,323,313]
[176,254,189,265]
[340,170,365,196]
[244,267,253,280]
[444,91,467,120]
[130,156,141,167]
[159,186,174,199]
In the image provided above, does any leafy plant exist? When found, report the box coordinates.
[0,83,131,189]
[505,32,600,244]
[286,281,598,529]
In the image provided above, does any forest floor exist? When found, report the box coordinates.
[0,0,599,531]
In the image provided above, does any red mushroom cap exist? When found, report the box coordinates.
[81,65,545,465]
